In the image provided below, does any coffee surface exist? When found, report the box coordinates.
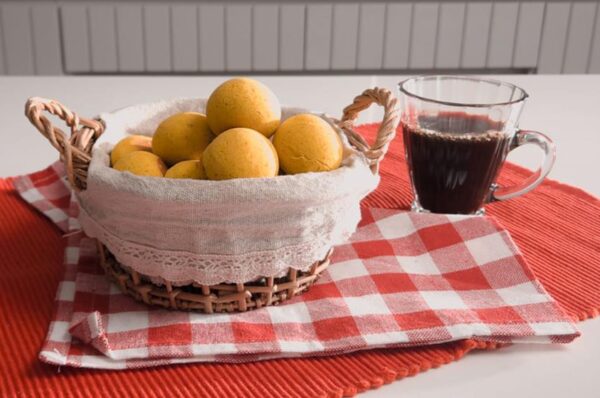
[402,112,510,214]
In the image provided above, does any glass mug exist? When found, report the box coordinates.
[398,76,556,215]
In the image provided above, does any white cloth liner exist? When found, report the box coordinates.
[77,98,379,285]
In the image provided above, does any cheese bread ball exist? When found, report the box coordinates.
[273,114,343,174]
[113,151,167,177]
[203,128,279,180]
[165,159,206,180]
[110,135,152,166]
[206,78,281,137]
[152,112,213,166]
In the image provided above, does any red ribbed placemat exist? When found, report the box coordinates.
[1,124,599,397]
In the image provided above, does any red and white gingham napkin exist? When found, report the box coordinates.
[14,163,579,369]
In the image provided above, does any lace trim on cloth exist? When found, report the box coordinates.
[78,207,340,286]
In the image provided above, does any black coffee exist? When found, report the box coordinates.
[402,112,510,214]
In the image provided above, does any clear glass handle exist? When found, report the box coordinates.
[491,129,556,202]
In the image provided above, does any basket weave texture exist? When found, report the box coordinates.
[25,87,399,313]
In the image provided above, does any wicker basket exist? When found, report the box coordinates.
[25,87,399,313]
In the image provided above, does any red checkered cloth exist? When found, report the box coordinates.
[14,163,579,369]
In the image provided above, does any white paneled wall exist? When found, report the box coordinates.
[331,3,359,70]
[0,2,62,74]
[226,4,252,71]
[61,5,90,73]
[436,3,465,69]
[198,4,226,72]
[462,2,493,68]
[253,4,279,71]
[563,2,598,73]
[31,4,62,74]
[513,2,545,68]
[89,5,118,72]
[409,3,439,69]
[1,1,600,75]
[383,3,411,69]
[305,4,332,70]
[357,4,386,70]
[279,4,304,71]
[2,3,36,75]
[116,4,144,72]
[487,2,519,68]
[172,4,199,72]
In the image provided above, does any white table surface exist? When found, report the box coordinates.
[0,75,598,397]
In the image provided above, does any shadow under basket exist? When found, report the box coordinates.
[24,87,399,314]
[97,242,332,314]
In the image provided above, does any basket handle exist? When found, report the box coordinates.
[25,97,104,191]
[337,87,400,174]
